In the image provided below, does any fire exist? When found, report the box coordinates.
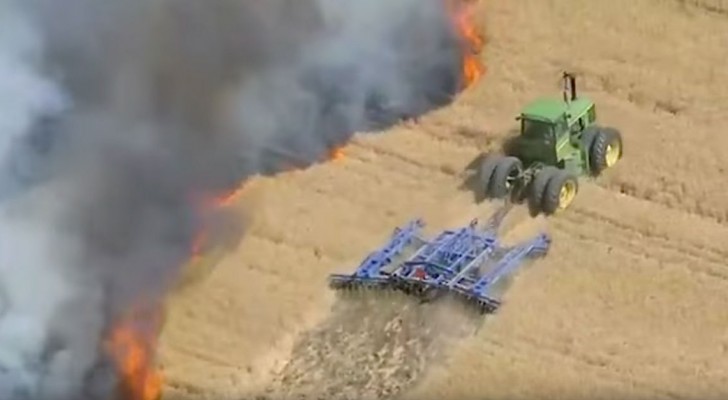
[329,146,345,162]
[447,0,486,88]
[104,4,483,397]
[212,183,247,208]
[105,308,164,400]
[188,184,247,262]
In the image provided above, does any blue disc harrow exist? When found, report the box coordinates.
[328,207,551,314]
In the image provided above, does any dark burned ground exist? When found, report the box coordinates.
[260,292,482,400]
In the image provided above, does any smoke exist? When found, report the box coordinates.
[0,0,466,398]
[228,0,462,172]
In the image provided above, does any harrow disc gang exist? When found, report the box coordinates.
[327,207,551,315]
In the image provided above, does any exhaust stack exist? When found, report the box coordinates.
[562,71,577,104]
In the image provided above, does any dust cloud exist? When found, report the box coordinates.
[264,293,482,400]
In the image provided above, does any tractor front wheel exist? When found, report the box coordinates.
[589,128,623,175]
[542,170,579,215]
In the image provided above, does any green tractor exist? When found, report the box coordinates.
[479,72,623,215]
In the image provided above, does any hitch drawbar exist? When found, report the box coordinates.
[328,207,551,314]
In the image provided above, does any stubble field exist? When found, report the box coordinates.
[158,1,728,399]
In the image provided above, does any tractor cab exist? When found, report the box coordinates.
[512,101,565,166]
[512,73,596,169]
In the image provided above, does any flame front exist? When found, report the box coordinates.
[447,0,486,88]
[213,184,247,208]
[329,147,345,162]
[105,309,163,400]
[103,4,484,398]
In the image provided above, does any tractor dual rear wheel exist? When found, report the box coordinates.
[480,156,523,199]
[529,168,579,215]
[528,166,558,213]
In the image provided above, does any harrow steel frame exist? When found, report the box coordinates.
[328,207,551,314]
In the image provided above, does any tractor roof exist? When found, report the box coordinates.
[520,97,592,123]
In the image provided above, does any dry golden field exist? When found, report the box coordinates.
[158,0,728,399]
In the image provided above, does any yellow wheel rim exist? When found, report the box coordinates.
[558,180,577,210]
[605,139,621,168]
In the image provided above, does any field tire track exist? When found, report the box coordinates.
[597,181,728,226]
[566,207,728,262]
[555,208,728,283]
[479,335,684,400]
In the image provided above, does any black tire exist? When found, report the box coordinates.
[589,127,623,175]
[478,155,500,198]
[490,156,523,198]
[528,166,558,214]
[542,170,579,215]
[581,126,600,155]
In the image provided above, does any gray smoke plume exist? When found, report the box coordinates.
[0,0,467,398]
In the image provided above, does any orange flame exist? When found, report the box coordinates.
[105,309,164,400]
[213,183,247,208]
[329,147,345,162]
[447,0,486,88]
[105,4,482,396]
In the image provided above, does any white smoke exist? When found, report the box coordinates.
[0,4,89,397]
[0,1,70,195]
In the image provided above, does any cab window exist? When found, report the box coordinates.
[522,119,553,139]
[570,117,586,134]
[554,117,568,137]
[587,105,596,123]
